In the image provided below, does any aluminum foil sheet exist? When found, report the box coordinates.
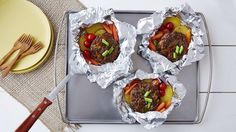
[113,70,186,129]
[137,3,204,74]
[69,7,136,88]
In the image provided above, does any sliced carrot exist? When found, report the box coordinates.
[155,102,165,111]
[124,87,132,95]
[160,108,166,113]
[124,79,140,91]
[148,40,157,51]
[112,24,119,42]
[102,23,112,34]
[130,79,141,85]
[165,99,172,109]
[124,86,130,91]
[125,83,138,95]
[109,24,113,31]
[89,58,99,65]
[84,57,99,65]
[152,31,164,40]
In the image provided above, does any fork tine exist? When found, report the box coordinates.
[35,42,41,46]
[33,44,40,49]
[17,34,26,42]
[25,35,31,44]
[27,35,34,45]
[37,42,43,46]
[17,34,25,42]
[33,44,38,48]
[38,44,43,49]
[37,44,41,48]
[34,42,43,51]
[23,34,28,41]
[37,42,43,47]
[35,46,40,51]
[19,34,28,43]
[36,47,43,51]
[35,44,41,49]
[25,35,32,45]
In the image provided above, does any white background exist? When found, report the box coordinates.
[1,0,236,131]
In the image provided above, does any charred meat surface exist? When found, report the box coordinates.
[127,79,160,113]
[123,78,173,113]
[90,33,120,64]
[157,31,188,62]
[77,22,120,65]
[148,16,191,62]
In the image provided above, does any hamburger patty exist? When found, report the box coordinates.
[90,33,120,64]
[129,79,160,113]
[157,31,188,62]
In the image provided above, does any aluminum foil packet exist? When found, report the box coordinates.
[137,3,204,74]
[69,7,136,88]
[113,70,186,129]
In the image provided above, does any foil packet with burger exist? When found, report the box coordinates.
[137,4,204,74]
[69,7,136,88]
[113,70,186,129]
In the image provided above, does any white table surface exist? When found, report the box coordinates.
[1,0,236,131]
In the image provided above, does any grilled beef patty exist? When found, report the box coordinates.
[129,79,160,113]
[90,33,120,64]
[157,31,188,62]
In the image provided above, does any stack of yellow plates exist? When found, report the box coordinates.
[0,0,54,74]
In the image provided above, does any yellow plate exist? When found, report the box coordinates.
[12,24,54,74]
[0,0,52,72]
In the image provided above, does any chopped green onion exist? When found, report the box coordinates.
[179,45,184,54]
[102,39,109,46]
[102,50,110,57]
[173,52,177,59]
[147,102,151,109]
[102,47,114,57]
[175,45,180,54]
[154,40,158,46]
[144,98,152,103]
[144,91,151,97]
[108,47,114,54]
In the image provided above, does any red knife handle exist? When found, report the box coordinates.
[15,97,52,132]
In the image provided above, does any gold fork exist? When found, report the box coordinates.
[0,41,44,70]
[1,35,34,78]
[0,34,26,66]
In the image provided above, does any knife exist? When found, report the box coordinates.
[15,74,72,132]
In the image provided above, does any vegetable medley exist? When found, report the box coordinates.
[77,22,120,65]
[123,78,173,113]
[148,16,191,62]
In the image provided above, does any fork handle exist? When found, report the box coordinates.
[0,51,32,71]
[1,52,21,78]
[0,63,8,71]
[0,48,16,66]
[18,51,32,60]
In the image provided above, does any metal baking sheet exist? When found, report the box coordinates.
[64,11,209,124]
